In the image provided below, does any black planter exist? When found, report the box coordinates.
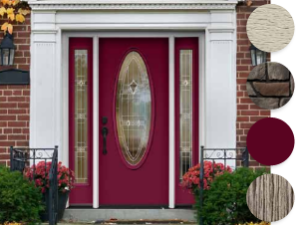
[40,190,70,222]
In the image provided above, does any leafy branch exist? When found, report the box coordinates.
[0,0,31,34]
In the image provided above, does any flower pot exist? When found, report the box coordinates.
[40,190,70,222]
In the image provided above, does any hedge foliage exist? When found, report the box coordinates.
[0,166,44,224]
[195,167,269,225]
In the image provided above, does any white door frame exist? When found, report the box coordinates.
[62,31,205,208]
[30,1,237,209]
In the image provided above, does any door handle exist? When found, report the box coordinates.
[102,127,108,155]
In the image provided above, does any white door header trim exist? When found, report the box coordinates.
[29,0,238,10]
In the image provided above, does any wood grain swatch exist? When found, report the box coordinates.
[247,174,294,222]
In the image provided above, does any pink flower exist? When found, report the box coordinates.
[24,161,75,193]
[181,161,232,191]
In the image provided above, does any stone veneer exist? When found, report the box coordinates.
[247,62,294,109]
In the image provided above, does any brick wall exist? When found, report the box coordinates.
[0,15,31,166]
[236,0,271,169]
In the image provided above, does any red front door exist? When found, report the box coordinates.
[98,38,169,205]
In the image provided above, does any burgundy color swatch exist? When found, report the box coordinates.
[247,118,294,166]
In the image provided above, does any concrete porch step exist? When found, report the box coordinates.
[63,209,195,222]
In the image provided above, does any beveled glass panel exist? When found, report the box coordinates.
[116,51,151,166]
[180,50,193,178]
[74,50,88,184]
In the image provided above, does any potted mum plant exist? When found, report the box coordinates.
[25,161,75,222]
[181,161,233,194]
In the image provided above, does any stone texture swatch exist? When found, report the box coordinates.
[247,174,294,222]
[247,62,294,109]
[247,4,294,52]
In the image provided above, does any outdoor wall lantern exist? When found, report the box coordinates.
[250,43,267,66]
[0,32,29,85]
[0,32,16,66]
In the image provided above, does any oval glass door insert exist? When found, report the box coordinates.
[116,51,152,167]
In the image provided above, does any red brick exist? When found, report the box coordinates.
[23,128,30,134]
[260,111,270,116]
[241,111,259,116]
[18,102,30,108]
[240,98,253,104]
[18,115,30,121]
[17,32,31,38]
[8,135,27,140]
[0,141,15,147]
[237,66,249,71]
[24,51,30,57]
[18,65,30,71]
[237,105,249,110]
[4,129,12,134]
[13,129,22,134]
[238,73,250,78]
[237,79,247,85]
[0,135,7,140]
[0,121,7,127]
[8,122,27,127]
[241,59,252,65]
[18,45,30,51]
[238,39,250,45]
[23,90,30,96]
[12,90,22,95]
[250,117,265,122]
[8,97,26,102]
[3,90,12,96]
[16,141,29,146]
[0,154,10,160]
[241,123,254,129]
[0,115,16,121]
[8,109,27,114]
[8,85,27,89]
[250,104,262,110]
[237,14,245,19]
[237,117,249,122]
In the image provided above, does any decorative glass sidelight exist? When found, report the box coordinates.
[116,51,151,166]
[180,50,193,178]
[74,50,88,184]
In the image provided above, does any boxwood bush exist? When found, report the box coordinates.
[195,167,269,225]
[0,166,44,224]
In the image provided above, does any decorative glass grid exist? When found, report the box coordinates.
[180,50,193,178]
[116,51,151,166]
[74,50,88,184]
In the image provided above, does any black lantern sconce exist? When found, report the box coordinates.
[0,31,29,85]
[250,43,267,66]
[0,31,16,66]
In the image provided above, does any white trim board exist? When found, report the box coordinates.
[29,0,238,10]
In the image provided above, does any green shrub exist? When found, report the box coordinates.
[0,166,44,224]
[195,167,269,225]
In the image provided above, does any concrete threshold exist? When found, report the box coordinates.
[59,220,195,224]
[63,209,196,223]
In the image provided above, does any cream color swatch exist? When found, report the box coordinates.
[247,4,294,52]
[247,174,295,222]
